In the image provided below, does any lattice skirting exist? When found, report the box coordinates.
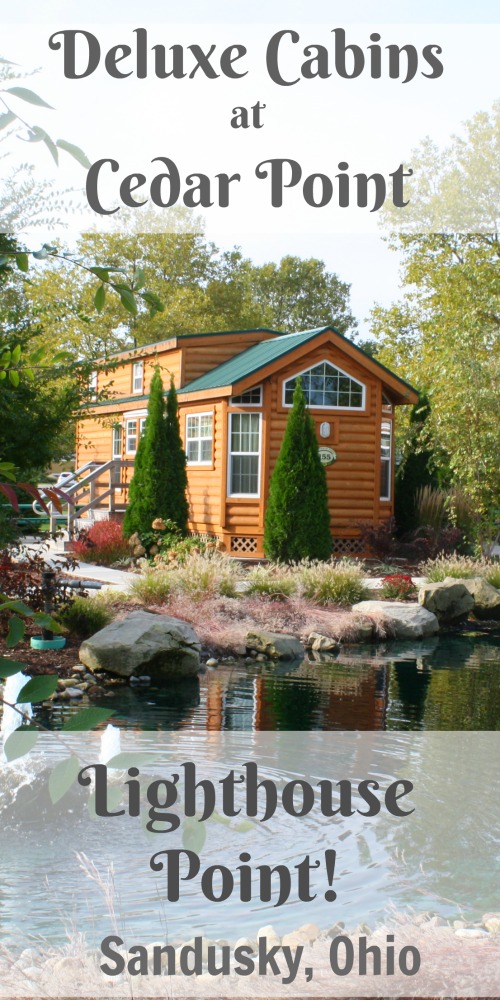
[332,537,365,556]
[230,535,258,554]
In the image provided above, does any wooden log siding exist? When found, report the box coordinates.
[181,331,277,385]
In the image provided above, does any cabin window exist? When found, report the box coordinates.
[132,360,144,394]
[228,412,261,496]
[112,425,122,458]
[125,415,146,454]
[283,361,365,409]
[380,420,392,500]
[230,386,262,406]
[125,419,138,454]
[186,412,213,465]
[89,370,98,398]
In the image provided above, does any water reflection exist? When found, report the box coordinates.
[33,633,500,733]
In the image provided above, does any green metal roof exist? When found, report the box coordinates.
[177,326,418,397]
[177,329,326,395]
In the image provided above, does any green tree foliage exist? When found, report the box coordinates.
[123,370,188,537]
[24,221,357,359]
[264,380,331,561]
[395,394,440,535]
[251,255,356,335]
[371,105,500,513]
[123,369,169,537]
[164,376,189,534]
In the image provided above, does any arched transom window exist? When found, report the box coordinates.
[283,361,365,409]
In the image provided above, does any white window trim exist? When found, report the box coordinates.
[185,411,214,466]
[112,424,122,458]
[380,419,392,501]
[282,358,366,411]
[227,412,262,499]
[132,360,144,394]
[230,385,263,406]
[125,418,138,455]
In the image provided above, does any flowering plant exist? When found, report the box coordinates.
[380,573,417,601]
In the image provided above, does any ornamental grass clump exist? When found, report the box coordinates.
[172,551,241,600]
[58,596,113,638]
[130,569,174,604]
[421,554,500,588]
[297,559,368,606]
[246,564,297,599]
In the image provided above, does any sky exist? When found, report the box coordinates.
[2,1,499,333]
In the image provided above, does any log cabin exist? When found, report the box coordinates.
[76,326,419,558]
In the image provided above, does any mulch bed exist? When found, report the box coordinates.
[0,615,83,678]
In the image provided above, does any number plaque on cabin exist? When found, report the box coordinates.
[318,446,337,466]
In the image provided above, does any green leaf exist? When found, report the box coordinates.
[0,658,28,679]
[5,86,54,109]
[25,128,44,143]
[0,598,33,616]
[105,751,158,770]
[32,612,62,633]
[56,139,91,169]
[4,728,39,762]
[33,247,49,260]
[62,708,115,731]
[0,461,16,480]
[17,675,58,704]
[39,130,59,165]
[8,370,19,387]
[0,111,15,130]
[141,290,165,317]
[6,616,25,648]
[1,349,11,368]
[11,344,21,365]
[16,252,29,273]
[28,346,46,365]
[49,755,81,804]
[89,266,110,282]
[94,284,106,312]
[182,817,206,854]
[112,284,137,315]
[134,268,146,290]
[52,350,74,364]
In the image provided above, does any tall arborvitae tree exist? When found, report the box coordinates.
[264,379,332,561]
[123,368,171,537]
[164,375,189,533]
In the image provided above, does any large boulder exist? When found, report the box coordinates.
[352,601,439,639]
[450,576,500,621]
[79,611,201,678]
[245,630,304,660]
[418,580,474,622]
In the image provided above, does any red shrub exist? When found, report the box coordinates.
[70,520,130,566]
[380,574,417,601]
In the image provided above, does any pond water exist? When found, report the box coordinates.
[1,633,499,952]
[34,631,500,732]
